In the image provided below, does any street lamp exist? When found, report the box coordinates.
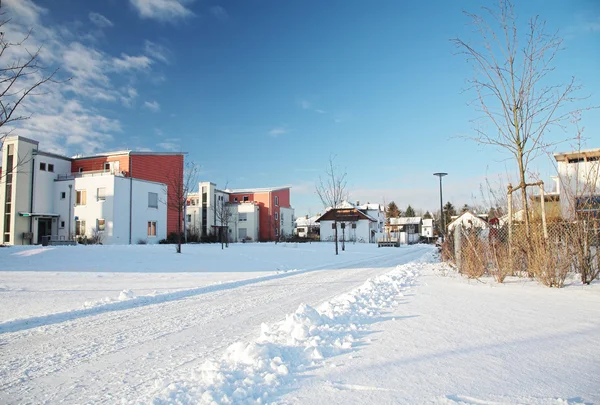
[433,172,448,241]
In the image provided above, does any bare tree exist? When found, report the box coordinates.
[451,0,594,237]
[0,16,63,166]
[316,155,348,255]
[163,160,199,253]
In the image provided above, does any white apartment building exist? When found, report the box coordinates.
[554,149,600,220]
[0,136,168,245]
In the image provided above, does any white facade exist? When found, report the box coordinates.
[319,218,375,243]
[279,206,295,239]
[447,211,488,231]
[421,218,434,238]
[229,202,260,242]
[356,203,385,241]
[554,149,600,220]
[295,215,320,238]
[0,136,167,245]
[390,217,422,244]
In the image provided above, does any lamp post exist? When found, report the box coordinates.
[433,172,448,241]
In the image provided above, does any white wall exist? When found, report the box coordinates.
[557,160,600,220]
[280,207,295,238]
[229,202,260,242]
[421,219,434,238]
[131,178,167,244]
[32,154,72,214]
[319,219,373,243]
[71,175,118,243]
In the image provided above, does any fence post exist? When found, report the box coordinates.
[455,224,462,271]
[539,182,548,240]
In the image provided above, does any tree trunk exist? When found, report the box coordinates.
[517,150,531,238]
[334,219,339,255]
[177,207,182,254]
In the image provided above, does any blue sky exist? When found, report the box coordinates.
[4,0,600,215]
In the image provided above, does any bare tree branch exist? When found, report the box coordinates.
[451,0,597,236]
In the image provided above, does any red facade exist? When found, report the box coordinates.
[228,188,291,241]
[71,153,184,235]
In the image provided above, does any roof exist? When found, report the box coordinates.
[228,185,291,194]
[316,207,376,223]
[73,150,185,159]
[554,148,600,161]
[295,215,321,226]
[357,203,382,211]
[447,211,488,231]
[391,217,422,225]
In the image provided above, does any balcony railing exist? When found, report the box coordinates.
[56,169,127,180]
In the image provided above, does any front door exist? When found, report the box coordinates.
[37,218,52,244]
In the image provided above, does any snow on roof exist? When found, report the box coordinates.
[391,217,422,225]
[447,211,488,231]
[295,215,321,226]
[357,203,382,211]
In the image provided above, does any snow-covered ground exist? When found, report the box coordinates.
[0,243,598,404]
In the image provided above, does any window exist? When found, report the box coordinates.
[186,214,191,223]
[274,212,278,221]
[97,219,106,232]
[275,228,279,236]
[48,164,54,172]
[76,190,87,206]
[40,162,46,171]
[275,196,279,206]
[281,212,284,222]
[243,196,249,202]
[148,192,158,208]
[76,220,86,236]
[97,187,106,201]
[148,221,157,237]
[60,221,65,229]
[60,191,66,200]
[78,167,84,173]
[104,162,111,171]
[192,199,196,206]
[239,213,247,222]
[234,197,238,202]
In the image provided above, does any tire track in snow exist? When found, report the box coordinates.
[0,246,430,403]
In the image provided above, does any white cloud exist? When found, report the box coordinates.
[144,40,170,64]
[113,53,153,71]
[144,100,161,112]
[120,87,138,107]
[157,139,180,151]
[89,12,114,28]
[3,0,47,24]
[129,0,195,22]
[0,0,166,155]
[268,127,288,137]
[210,6,229,20]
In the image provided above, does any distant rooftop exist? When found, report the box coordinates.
[554,148,600,162]
[228,185,291,194]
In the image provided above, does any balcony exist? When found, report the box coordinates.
[56,169,127,181]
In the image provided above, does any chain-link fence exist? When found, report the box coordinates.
[443,218,600,287]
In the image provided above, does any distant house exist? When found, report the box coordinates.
[295,215,320,239]
[554,148,600,220]
[447,211,488,231]
[421,218,435,240]
[388,217,422,244]
[316,201,382,243]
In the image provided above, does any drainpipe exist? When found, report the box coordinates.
[129,155,133,245]
[29,154,36,245]
[68,184,72,240]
